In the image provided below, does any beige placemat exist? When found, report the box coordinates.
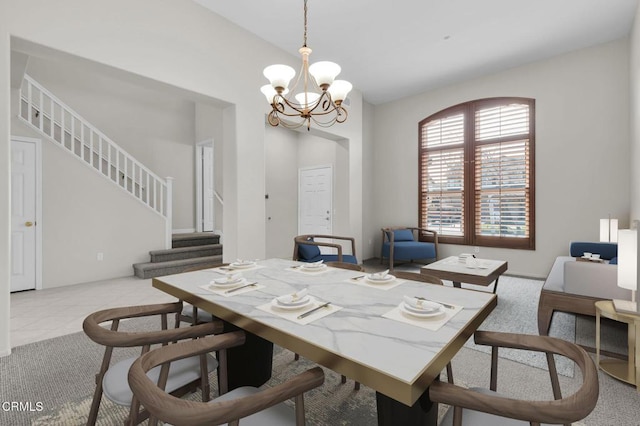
[257,298,342,325]
[199,282,265,297]
[346,277,406,291]
[382,303,462,331]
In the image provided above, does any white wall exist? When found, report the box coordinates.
[0,1,11,357]
[0,0,364,354]
[195,103,224,233]
[372,39,631,278]
[22,55,198,230]
[631,4,640,221]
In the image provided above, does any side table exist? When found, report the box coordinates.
[595,300,639,390]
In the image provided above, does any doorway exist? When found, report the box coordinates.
[298,165,333,236]
[195,139,214,232]
[10,136,42,292]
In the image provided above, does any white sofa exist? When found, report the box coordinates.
[537,243,630,336]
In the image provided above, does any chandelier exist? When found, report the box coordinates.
[260,0,352,130]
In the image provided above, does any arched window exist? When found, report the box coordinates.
[419,97,535,249]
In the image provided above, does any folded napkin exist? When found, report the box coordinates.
[304,260,324,267]
[214,273,243,284]
[277,288,309,305]
[234,258,254,265]
[403,296,441,312]
[369,269,390,280]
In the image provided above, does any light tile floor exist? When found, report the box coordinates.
[9,276,176,348]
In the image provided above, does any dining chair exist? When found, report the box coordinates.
[293,234,358,264]
[380,227,438,271]
[394,270,455,384]
[429,330,599,426]
[178,264,229,326]
[128,332,325,426]
[83,301,224,425]
[325,261,365,272]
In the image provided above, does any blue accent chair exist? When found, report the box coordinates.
[293,234,358,264]
[380,227,438,270]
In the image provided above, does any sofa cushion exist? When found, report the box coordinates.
[381,241,436,260]
[564,260,630,300]
[392,229,415,242]
[297,243,321,260]
[569,241,617,260]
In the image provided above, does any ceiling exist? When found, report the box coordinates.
[194,0,638,105]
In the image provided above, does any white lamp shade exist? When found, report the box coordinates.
[617,229,638,291]
[600,218,619,242]
[309,61,341,87]
[263,64,296,91]
[294,92,320,108]
[260,85,277,104]
[327,80,352,102]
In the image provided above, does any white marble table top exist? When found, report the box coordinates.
[152,258,496,405]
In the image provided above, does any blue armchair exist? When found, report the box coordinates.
[293,234,358,264]
[380,227,438,270]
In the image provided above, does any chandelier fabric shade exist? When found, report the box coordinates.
[261,0,352,130]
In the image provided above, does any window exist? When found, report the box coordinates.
[419,98,535,250]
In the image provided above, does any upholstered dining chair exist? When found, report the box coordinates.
[394,271,455,384]
[380,227,438,271]
[128,332,325,426]
[293,234,358,264]
[429,331,599,426]
[83,302,223,425]
[178,264,229,326]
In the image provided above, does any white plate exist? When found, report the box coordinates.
[301,264,327,271]
[271,296,315,311]
[400,304,445,318]
[230,261,256,269]
[210,277,246,288]
[365,275,395,284]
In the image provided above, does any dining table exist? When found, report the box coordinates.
[152,258,497,426]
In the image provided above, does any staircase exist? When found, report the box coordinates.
[18,74,173,247]
[133,233,223,279]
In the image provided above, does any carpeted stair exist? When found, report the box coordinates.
[133,232,223,278]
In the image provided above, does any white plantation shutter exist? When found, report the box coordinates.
[419,98,535,249]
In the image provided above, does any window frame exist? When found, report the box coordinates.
[418,97,535,250]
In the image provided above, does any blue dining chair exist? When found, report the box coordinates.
[293,234,358,264]
[380,227,438,271]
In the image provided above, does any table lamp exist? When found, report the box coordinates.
[600,217,618,242]
[613,228,639,314]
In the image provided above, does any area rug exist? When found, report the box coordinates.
[459,275,577,377]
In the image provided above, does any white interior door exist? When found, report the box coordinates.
[11,139,37,292]
[202,145,214,232]
[298,165,332,237]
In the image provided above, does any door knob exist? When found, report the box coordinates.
[25,221,34,227]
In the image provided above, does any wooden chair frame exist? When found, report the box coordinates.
[429,331,599,426]
[83,302,224,426]
[293,234,356,262]
[128,332,325,426]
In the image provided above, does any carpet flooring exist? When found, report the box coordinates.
[0,273,637,425]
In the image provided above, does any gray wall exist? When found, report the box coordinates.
[371,38,631,278]
[631,4,640,222]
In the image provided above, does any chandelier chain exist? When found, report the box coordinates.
[303,0,308,47]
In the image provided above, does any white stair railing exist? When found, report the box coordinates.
[19,74,173,248]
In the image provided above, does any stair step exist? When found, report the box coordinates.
[172,232,220,248]
[150,244,222,262]
[133,255,223,279]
